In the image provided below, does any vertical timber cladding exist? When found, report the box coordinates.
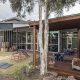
[78,28,80,58]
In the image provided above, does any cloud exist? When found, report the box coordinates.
[0,0,16,20]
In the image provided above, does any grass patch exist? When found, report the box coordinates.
[0,52,33,75]
[0,58,32,75]
[0,52,11,56]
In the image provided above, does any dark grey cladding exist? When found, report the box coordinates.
[0,23,13,30]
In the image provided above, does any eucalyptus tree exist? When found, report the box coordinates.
[38,0,80,75]
[1,0,80,75]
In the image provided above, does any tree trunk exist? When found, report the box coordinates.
[38,0,45,75]
[44,0,49,73]
[38,0,49,75]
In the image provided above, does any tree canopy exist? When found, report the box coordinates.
[1,0,80,17]
[9,0,80,17]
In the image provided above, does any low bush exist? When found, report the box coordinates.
[11,64,35,80]
[26,64,36,76]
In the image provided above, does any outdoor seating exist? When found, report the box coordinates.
[72,58,80,70]
[64,49,74,55]
[59,53,64,61]
[54,53,60,61]
[54,52,64,61]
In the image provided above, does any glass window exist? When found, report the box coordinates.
[67,37,72,44]
[13,31,26,49]
[72,38,78,48]
[27,44,31,50]
[49,45,58,52]
[13,32,16,43]
[49,31,59,52]
[27,32,32,43]
[26,32,33,50]
[62,38,67,50]
[49,32,58,44]
[62,31,78,50]
[22,32,26,43]
[26,32,38,51]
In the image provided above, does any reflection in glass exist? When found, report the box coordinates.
[62,31,78,50]
[27,44,31,50]
[27,32,32,43]
[49,31,58,52]
[49,45,58,52]
[13,31,26,49]
[49,32,58,44]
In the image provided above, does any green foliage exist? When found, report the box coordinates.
[26,64,35,76]
[9,0,80,17]
[44,0,80,16]
[9,0,34,17]
[1,0,80,17]
[11,66,26,80]
[11,64,35,80]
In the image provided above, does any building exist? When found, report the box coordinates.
[0,14,80,58]
[0,17,31,51]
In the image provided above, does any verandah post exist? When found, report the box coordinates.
[33,25,37,66]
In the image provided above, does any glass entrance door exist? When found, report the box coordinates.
[49,31,60,52]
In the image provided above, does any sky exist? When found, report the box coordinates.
[0,0,80,21]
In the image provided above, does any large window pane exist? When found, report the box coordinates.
[62,38,67,50]
[13,32,16,43]
[62,31,78,50]
[27,32,32,43]
[72,38,78,48]
[22,32,26,43]
[49,32,58,44]
[49,45,58,52]
[26,32,33,50]
[13,31,26,49]
[49,31,58,52]
[27,44,31,50]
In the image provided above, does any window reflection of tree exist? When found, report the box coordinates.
[49,32,58,44]
[49,32,58,52]
[27,32,32,43]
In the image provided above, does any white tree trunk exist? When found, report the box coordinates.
[44,0,49,73]
[38,0,49,75]
[38,0,45,75]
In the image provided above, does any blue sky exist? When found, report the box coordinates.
[0,0,80,21]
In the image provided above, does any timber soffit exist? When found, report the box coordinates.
[30,13,80,27]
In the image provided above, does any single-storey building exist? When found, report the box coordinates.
[0,14,80,58]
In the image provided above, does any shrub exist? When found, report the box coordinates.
[26,64,35,76]
[11,64,35,80]
[11,66,26,80]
